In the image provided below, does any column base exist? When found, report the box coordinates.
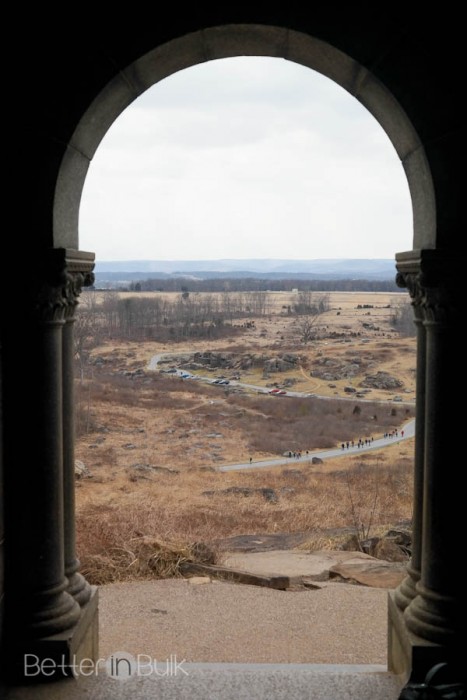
[393,567,419,612]
[3,587,98,682]
[388,592,462,684]
[67,571,92,607]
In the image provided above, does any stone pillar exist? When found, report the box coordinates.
[388,249,464,682]
[403,254,463,647]
[394,266,425,610]
[62,253,94,606]
[1,249,98,680]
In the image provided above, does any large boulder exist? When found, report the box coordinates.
[74,460,91,479]
[282,354,300,365]
[264,357,295,373]
[360,372,403,390]
[372,538,408,562]
[344,530,411,562]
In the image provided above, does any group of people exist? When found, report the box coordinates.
[384,429,403,438]
[340,428,405,451]
[340,437,374,450]
[247,427,407,465]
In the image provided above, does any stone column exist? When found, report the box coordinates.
[1,249,98,680]
[393,260,426,610]
[62,253,94,606]
[402,251,463,647]
[4,251,81,637]
[388,249,463,681]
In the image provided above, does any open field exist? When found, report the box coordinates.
[75,290,416,583]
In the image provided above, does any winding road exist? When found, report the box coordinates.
[218,418,415,472]
[148,352,415,473]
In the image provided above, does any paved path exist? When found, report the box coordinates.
[218,419,415,472]
[97,578,391,666]
[148,352,415,474]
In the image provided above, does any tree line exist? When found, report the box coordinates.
[74,290,275,372]
[120,277,398,293]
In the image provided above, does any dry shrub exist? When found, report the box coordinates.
[339,459,413,540]
[79,528,217,585]
[75,394,98,437]
[81,537,197,585]
[76,498,220,585]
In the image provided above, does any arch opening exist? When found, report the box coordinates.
[74,46,420,664]
[53,25,435,253]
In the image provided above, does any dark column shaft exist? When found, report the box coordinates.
[397,250,464,647]
[63,316,91,606]
[3,302,80,639]
[405,318,463,643]
[394,308,425,610]
[2,249,95,665]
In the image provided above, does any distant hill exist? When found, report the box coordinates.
[94,259,397,285]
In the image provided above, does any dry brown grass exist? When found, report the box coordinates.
[79,533,214,585]
[75,291,416,584]
[76,452,413,583]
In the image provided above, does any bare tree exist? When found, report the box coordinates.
[293,291,330,315]
[295,314,322,345]
[245,291,270,316]
[291,292,329,344]
[74,293,101,379]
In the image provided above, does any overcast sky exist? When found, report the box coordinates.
[79,56,413,261]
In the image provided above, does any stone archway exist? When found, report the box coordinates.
[54,27,440,679]
[2,18,463,692]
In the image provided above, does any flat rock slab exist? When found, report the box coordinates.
[215,531,321,552]
[180,562,289,590]
[329,562,407,588]
[222,550,376,580]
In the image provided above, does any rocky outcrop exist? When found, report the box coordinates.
[360,371,403,390]
[192,352,235,368]
[311,356,367,381]
[184,351,302,374]
[263,354,300,373]
[341,529,411,562]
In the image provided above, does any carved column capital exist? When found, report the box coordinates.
[395,249,461,326]
[32,249,95,323]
